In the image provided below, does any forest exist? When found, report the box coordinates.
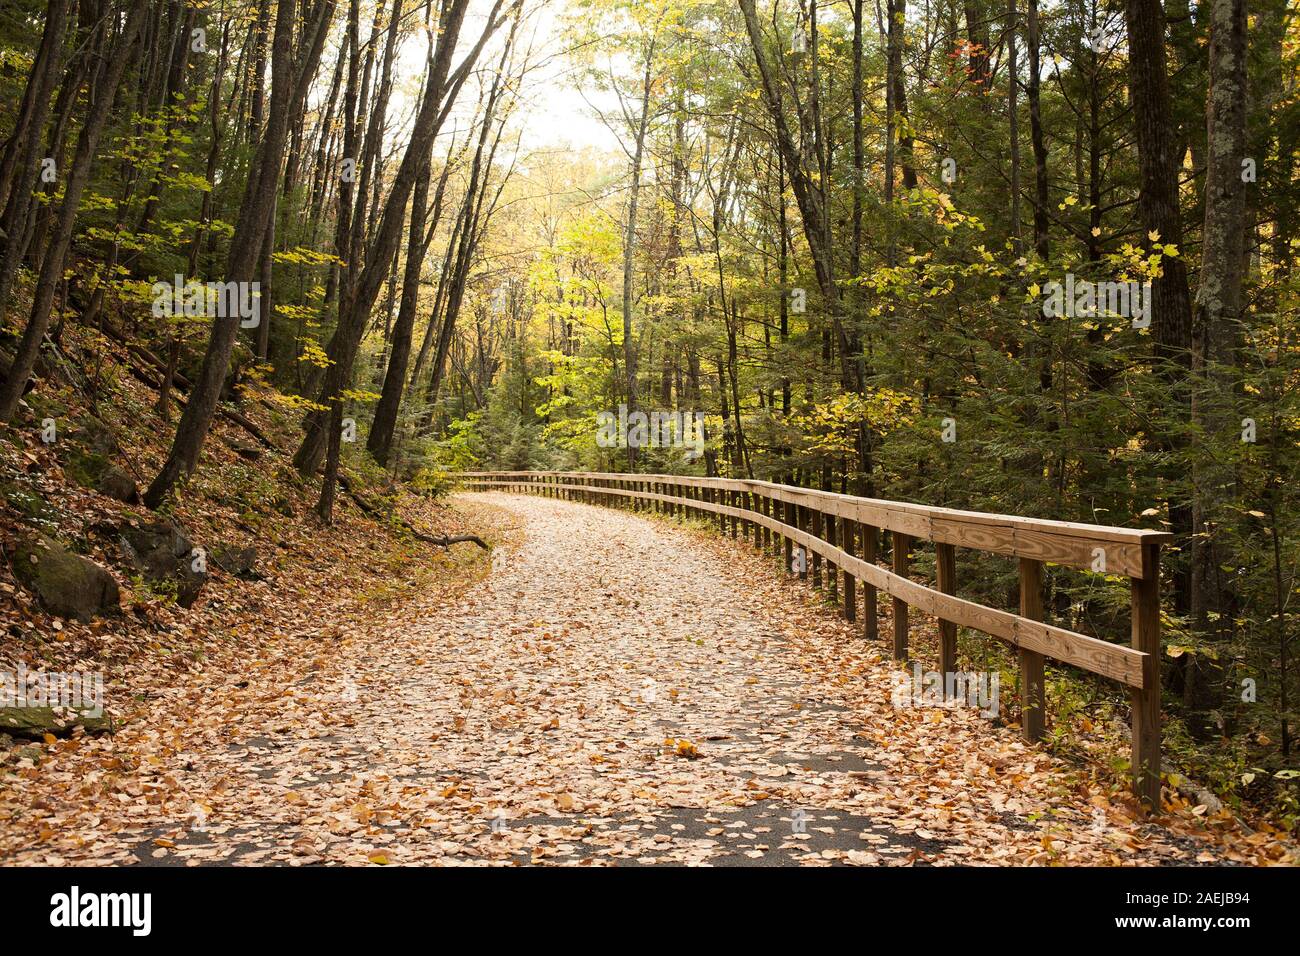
[0,0,1298,861]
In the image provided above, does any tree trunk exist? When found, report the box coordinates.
[1186,0,1248,714]
[366,150,448,466]
[621,41,655,470]
[1025,0,1049,258]
[1123,0,1196,616]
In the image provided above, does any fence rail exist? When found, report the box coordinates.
[458,470,1170,809]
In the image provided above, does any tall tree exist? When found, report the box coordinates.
[1186,0,1249,710]
[1122,0,1196,614]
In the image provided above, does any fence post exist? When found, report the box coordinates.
[810,509,823,588]
[826,513,838,605]
[842,519,857,623]
[1131,543,1162,812]
[937,542,957,688]
[795,504,808,581]
[891,531,910,660]
[1018,558,1046,742]
[783,499,794,574]
[863,524,879,641]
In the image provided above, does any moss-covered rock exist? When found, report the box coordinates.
[0,706,111,738]
[11,535,120,622]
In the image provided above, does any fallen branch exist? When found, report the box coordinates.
[424,532,490,550]
[335,471,488,550]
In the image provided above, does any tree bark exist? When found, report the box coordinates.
[1025,0,1049,258]
[621,41,655,470]
[1123,0,1196,616]
[366,149,451,466]
[1186,0,1248,713]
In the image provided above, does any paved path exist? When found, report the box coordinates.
[3,493,1236,865]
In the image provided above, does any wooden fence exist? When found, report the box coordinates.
[458,470,1170,810]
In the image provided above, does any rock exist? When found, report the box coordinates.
[118,520,206,608]
[212,544,261,580]
[11,535,120,622]
[0,706,111,739]
[95,464,139,503]
[231,442,261,462]
[120,520,190,576]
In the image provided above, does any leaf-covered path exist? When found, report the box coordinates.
[2,493,1269,865]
